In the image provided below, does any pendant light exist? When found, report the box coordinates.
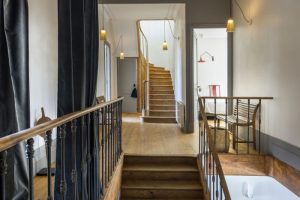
[227,0,252,32]
[120,35,125,60]
[162,20,168,51]
[100,1,107,40]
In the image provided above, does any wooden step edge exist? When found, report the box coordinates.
[121,181,202,190]
[149,110,176,112]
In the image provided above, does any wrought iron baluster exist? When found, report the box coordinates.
[105,105,109,187]
[71,120,77,200]
[87,113,91,198]
[59,124,67,200]
[247,99,250,154]
[258,99,262,153]
[112,103,116,170]
[236,99,239,154]
[110,103,113,177]
[81,116,85,200]
[212,159,215,200]
[45,131,53,200]
[214,98,217,146]
[119,100,123,154]
[26,138,35,200]
[0,151,8,200]
[225,98,228,153]
[100,108,105,194]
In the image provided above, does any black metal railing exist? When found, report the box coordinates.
[0,97,124,200]
[198,96,273,200]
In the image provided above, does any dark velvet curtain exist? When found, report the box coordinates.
[0,0,29,199]
[55,0,99,199]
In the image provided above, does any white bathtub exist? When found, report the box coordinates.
[225,176,300,200]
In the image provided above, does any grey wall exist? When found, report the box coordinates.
[117,58,138,113]
[105,0,231,132]
[233,0,300,169]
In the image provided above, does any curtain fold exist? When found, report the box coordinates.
[55,0,99,199]
[0,0,30,199]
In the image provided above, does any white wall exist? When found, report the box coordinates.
[172,5,186,104]
[233,0,300,148]
[97,6,118,100]
[140,20,174,69]
[28,0,58,149]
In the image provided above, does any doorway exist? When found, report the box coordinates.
[104,41,111,101]
[193,28,228,119]
[117,58,138,113]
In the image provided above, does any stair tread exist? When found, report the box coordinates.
[150,85,173,87]
[142,116,176,119]
[149,110,176,112]
[123,163,197,171]
[122,180,202,190]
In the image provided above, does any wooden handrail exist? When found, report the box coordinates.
[199,96,273,100]
[0,97,124,152]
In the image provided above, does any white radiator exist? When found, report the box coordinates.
[176,101,185,129]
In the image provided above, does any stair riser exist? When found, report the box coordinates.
[121,189,203,198]
[150,91,174,95]
[150,75,171,79]
[150,95,175,99]
[122,171,199,181]
[150,86,173,91]
[150,94,174,99]
[143,117,176,123]
[150,100,175,105]
[150,80,172,85]
[124,156,197,165]
[150,67,165,70]
[150,70,170,74]
[149,111,175,117]
[150,105,175,110]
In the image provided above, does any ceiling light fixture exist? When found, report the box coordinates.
[227,0,252,32]
[198,51,215,63]
[162,20,168,51]
[100,1,107,40]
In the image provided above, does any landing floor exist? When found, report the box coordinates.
[122,113,199,155]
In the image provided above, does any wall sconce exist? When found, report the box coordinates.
[198,51,214,63]
[227,0,252,32]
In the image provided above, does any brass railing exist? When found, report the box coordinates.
[198,96,273,200]
[0,97,124,200]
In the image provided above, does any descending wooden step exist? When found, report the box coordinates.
[121,155,204,200]
[150,94,175,99]
[150,105,175,111]
[142,116,176,123]
[150,85,173,91]
[150,90,174,95]
[150,99,175,105]
[149,110,175,117]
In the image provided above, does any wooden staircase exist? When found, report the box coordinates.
[142,66,176,123]
[121,155,204,200]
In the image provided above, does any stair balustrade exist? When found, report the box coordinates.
[198,96,273,200]
[0,97,124,200]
